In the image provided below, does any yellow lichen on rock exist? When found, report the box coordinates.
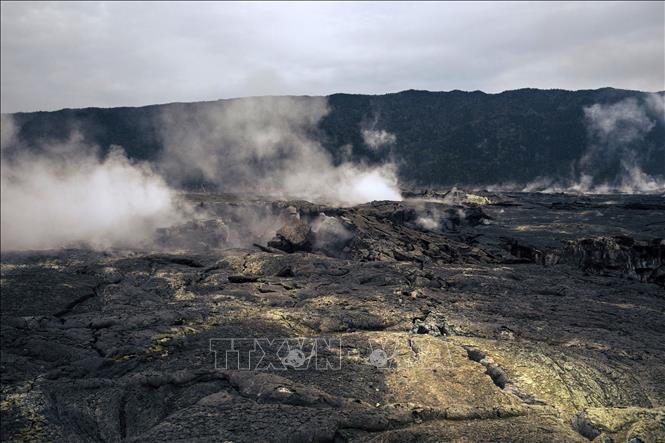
[464,193,491,205]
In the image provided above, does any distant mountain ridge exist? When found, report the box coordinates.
[4,87,664,188]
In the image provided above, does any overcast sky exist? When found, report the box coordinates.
[1,1,663,113]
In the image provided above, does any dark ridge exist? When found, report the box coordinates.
[4,88,664,187]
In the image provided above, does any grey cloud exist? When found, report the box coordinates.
[1,1,664,112]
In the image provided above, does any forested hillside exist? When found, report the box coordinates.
[5,88,664,187]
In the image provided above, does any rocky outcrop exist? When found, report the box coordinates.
[563,236,665,285]
[268,219,315,253]
[572,407,665,442]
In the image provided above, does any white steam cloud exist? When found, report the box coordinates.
[517,94,665,194]
[1,97,403,250]
[583,98,655,147]
[362,129,397,150]
[1,124,186,251]
[361,114,397,150]
[158,96,401,205]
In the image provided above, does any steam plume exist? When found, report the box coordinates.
[517,94,665,194]
[157,96,402,205]
[1,122,186,251]
[362,129,397,150]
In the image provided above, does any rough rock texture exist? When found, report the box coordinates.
[1,191,664,442]
[268,219,315,253]
[563,236,664,286]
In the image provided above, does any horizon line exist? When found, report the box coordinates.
[5,86,663,115]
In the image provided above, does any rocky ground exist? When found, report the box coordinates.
[1,190,664,442]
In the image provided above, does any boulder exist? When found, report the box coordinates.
[267,219,314,253]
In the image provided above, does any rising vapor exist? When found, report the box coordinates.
[157,96,402,205]
[513,93,665,194]
[0,97,404,251]
[362,129,397,150]
[0,120,187,251]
